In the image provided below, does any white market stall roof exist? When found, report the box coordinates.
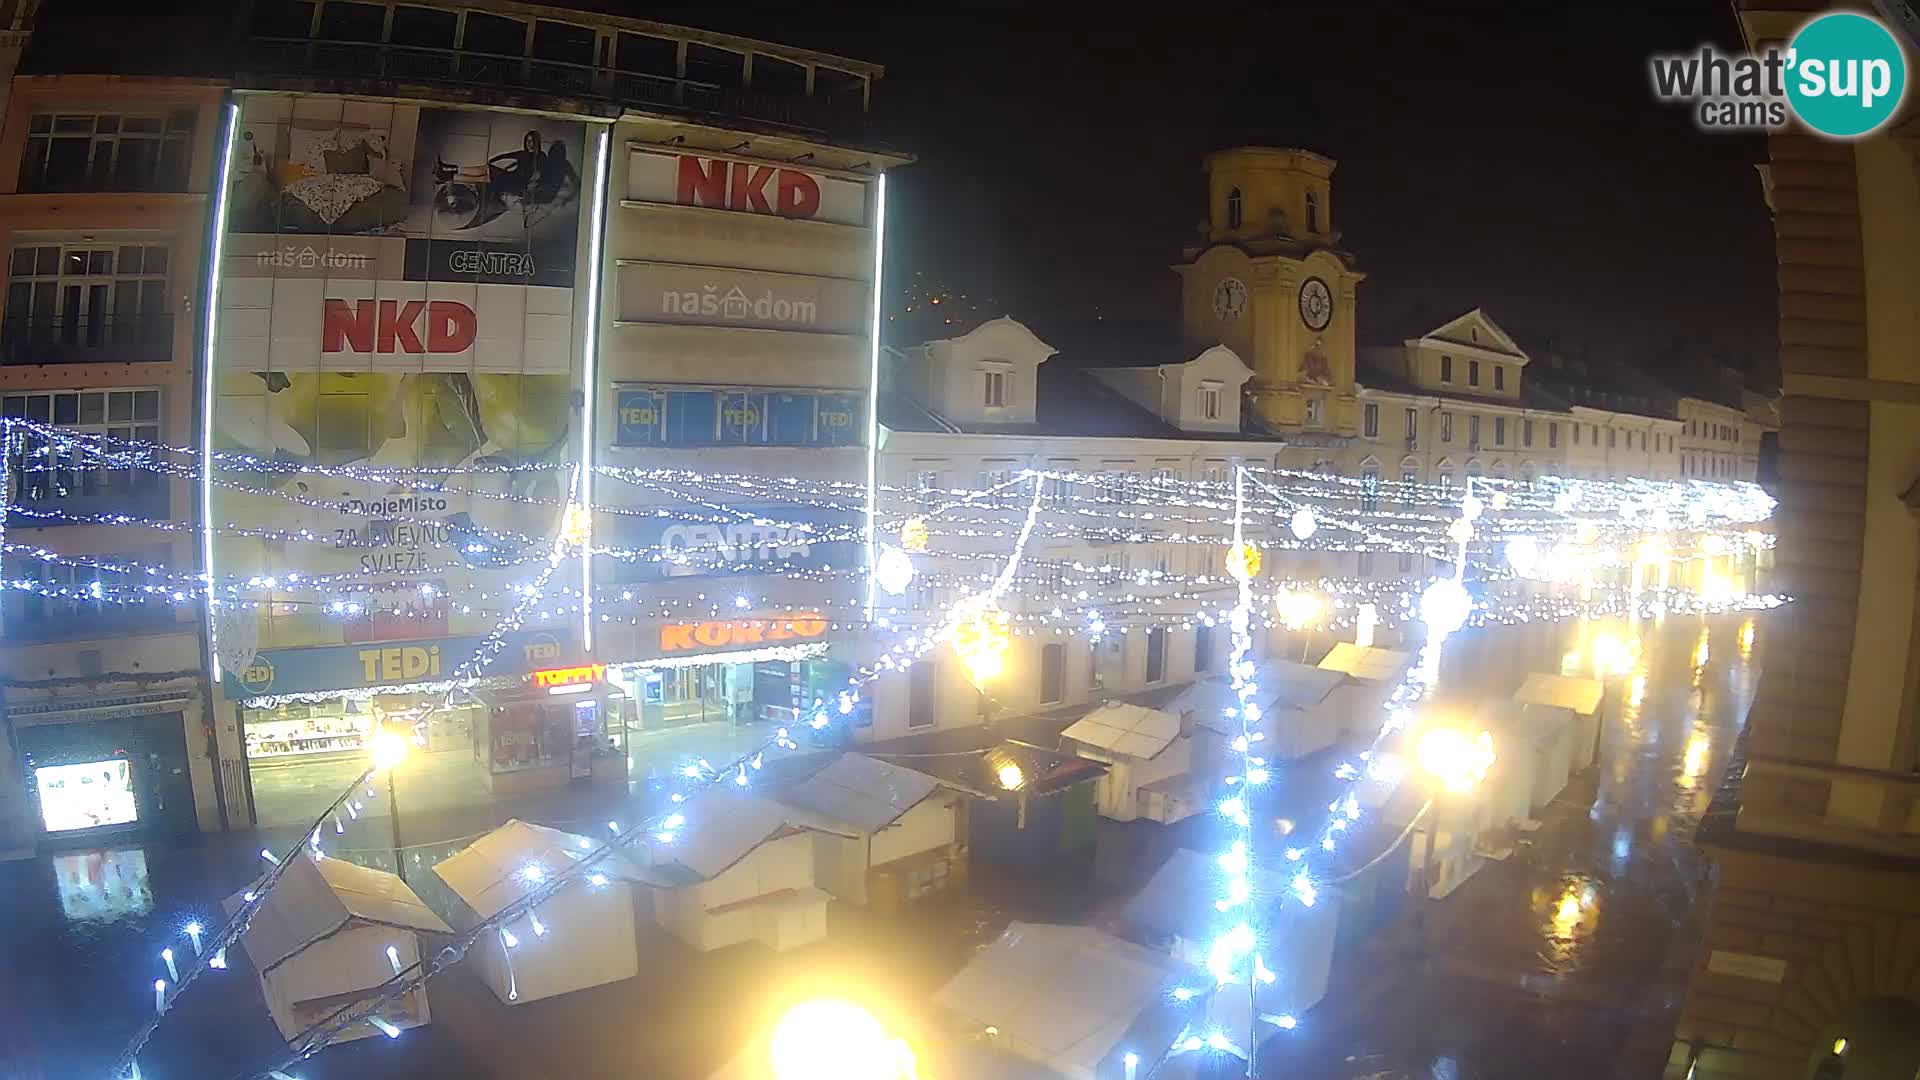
[433,819,649,919]
[1123,847,1285,942]
[640,788,853,887]
[934,922,1192,1077]
[1060,702,1184,760]
[1317,643,1413,683]
[224,852,450,974]
[1514,673,1605,716]
[1172,662,1345,736]
[775,753,950,834]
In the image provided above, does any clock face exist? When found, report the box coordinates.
[1212,277,1248,321]
[1299,277,1333,331]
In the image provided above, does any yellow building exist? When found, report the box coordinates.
[1668,3,1920,1077]
[1173,147,1365,448]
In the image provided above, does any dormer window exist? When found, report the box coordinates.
[1305,190,1321,233]
[1226,187,1243,229]
[982,367,1008,409]
[1199,381,1223,421]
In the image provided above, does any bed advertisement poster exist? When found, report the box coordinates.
[214,94,591,657]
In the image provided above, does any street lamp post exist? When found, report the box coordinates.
[1409,726,1496,959]
[370,724,410,882]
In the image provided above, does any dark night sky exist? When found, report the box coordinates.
[669,0,1780,380]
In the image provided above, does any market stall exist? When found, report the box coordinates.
[226,851,449,1044]
[433,819,649,1004]
[1513,672,1606,772]
[1315,644,1414,736]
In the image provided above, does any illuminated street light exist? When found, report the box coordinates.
[768,999,917,1080]
[1414,727,1495,794]
[1275,589,1322,631]
[996,763,1025,791]
[369,727,411,772]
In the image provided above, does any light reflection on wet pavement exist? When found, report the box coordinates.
[0,611,1760,1079]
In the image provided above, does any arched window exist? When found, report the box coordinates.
[1226,187,1243,229]
[1359,459,1380,512]
[1305,190,1321,233]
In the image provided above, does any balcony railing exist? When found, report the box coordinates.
[8,477,170,526]
[0,316,175,366]
[1730,753,1920,860]
[245,38,869,136]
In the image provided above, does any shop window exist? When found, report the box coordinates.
[1146,628,1168,684]
[909,661,938,729]
[1195,625,1214,673]
[1039,643,1065,705]
[21,112,195,193]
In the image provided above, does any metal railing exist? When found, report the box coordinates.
[246,38,868,135]
[1,315,175,365]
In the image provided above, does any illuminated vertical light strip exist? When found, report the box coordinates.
[578,125,612,654]
[200,101,241,681]
[863,173,887,622]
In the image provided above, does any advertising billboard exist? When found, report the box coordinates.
[214,94,592,684]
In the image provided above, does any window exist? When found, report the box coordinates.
[1402,468,1419,488]
[1226,187,1243,229]
[7,243,171,353]
[915,468,941,497]
[1441,411,1454,443]
[1398,550,1415,573]
[1146,628,1168,684]
[1357,550,1375,576]
[1469,414,1482,447]
[908,661,938,729]
[1440,355,1454,383]
[1438,471,1453,492]
[1608,428,1617,449]
[1469,360,1481,387]
[1548,423,1559,449]
[318,1,385,41]
[1305,190,1321,233]
[1195,625,1214,673]
[4,389,162,503]
[1361,465,1380,511]
[1199,382,1222,421]
[1039,643,1065,705]
[1573,424,1581,445]
[1304,396,1324,427]
[982,369,1008,409]
[1523,419,1533,448]
[1363,403,1379,438]
[391,6,458,47]
[1203,462,1227,484]
[1494,365,1506,391]
[9,546,167,633]
[1591,424,1599,443]
[22,112,196,193]
[1405,408,1418,447]
[1493,417,1506,446]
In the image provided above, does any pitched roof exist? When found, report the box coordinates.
[1513,673,1605,716]
[1123,847,1287,942]
[1317,644,1413,683]
[1060,701,1185,760]
[225,852,449,974]
[1357,356,1572,414]
[775,753,947,833]
[1170,661,1344,735]
[637,789,855,886]
[934,922,1193,1077]
[432,819,649,919]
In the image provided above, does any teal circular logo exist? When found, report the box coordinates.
[1787,13,1908,138]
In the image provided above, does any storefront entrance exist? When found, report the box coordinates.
[16,710,196,847]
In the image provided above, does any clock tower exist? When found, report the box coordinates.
[1173,147,1364,435]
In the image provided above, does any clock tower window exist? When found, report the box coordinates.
[1226,187,1243,229]
[1306,190,1321,234]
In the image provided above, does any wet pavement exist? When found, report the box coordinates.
[0,612,1758,1080]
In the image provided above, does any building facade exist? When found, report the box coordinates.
[0,69,228,857]
[1667,4,1920,1077]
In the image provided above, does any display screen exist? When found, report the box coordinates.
[53,848,152,922]
[36,759,138,833]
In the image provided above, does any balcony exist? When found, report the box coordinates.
[8,474,169,527]
[0,316,175,366]
[244,37,870,137]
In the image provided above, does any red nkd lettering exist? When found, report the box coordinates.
[776,170,821,218]
[675,155,728,209]
[322,299,476,354]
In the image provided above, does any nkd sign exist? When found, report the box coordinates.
[324,298,477,354]
[627,149,869,227]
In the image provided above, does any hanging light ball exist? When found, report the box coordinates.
[1490,491,1509,511]
[1460,494,1484,521]
[1289,508,1317,540]
[1554,487,1580,513]
[1505,536,1541,578]
[1420,578,1473,637]
[1226,543,1263,582]
[873,546,915,596]
[1446,517,1474,545]
[898,517,929,553]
